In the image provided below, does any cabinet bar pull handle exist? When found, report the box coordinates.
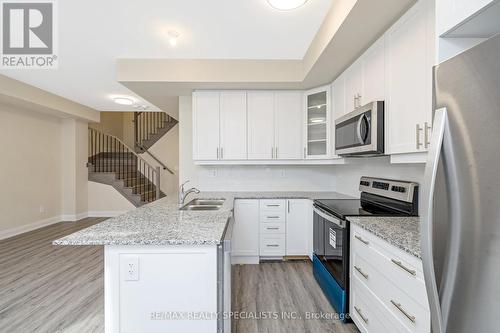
[266,244,279,247]
[354,265,369,279]
[416,124,423,149]
[275,147,278,159]
[287,201,290,213]
[354,306,368,323]
[216,148,219,159]
[390,300,416,323]
[304,147,307,158]
[267,216,280,219]
[391,259,416,276]
[266,227,280,230]
[266,204,280,207]
[355,235,369,245]
[220,147,224,159]
[424,122,432,149]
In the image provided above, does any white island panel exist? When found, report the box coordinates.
[105,245,218,333]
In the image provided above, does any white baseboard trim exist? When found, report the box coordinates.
[0,215,62,240]
[87,211,129,218]
[231,256,260,265]
[0,210,130,240]
[60,212,89,222]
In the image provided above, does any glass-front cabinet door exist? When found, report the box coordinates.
[304,85,331,159]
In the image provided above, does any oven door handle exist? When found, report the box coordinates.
[313,206,346,228]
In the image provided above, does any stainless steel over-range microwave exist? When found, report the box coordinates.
[335,101,384,156]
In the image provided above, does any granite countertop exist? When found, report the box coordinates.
[347,216,421,259]
[53,191,352,246]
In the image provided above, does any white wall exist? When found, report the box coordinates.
[141,124,179,196]
[0,106,63,238]
[88,181,134,216]
[61,118,89,220]
[179,96,425,195]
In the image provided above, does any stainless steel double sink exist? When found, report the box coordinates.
[180,198,225,211]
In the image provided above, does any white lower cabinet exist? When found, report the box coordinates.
[231,200,259,262]
[350,225,430,333]
[285,199,311,256]
[232,199,312,262]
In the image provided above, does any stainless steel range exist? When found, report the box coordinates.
[312,177,419,320]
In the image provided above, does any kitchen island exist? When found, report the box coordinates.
[53,191,351,333]
[54,194,233,333]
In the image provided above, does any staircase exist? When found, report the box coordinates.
[134,111,178,153]
[88,112,178,207]
[88,128,164,207]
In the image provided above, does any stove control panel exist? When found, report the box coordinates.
[359,177,418,203]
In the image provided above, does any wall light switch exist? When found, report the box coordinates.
[39,205,45,214]
[123,257,139,281]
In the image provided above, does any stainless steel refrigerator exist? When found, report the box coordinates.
[422,33,500,333]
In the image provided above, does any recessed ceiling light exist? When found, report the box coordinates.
[267,0,308,11]
[113,97,134,106]
[167,30,180,46]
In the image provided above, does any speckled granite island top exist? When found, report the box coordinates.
[53,191,352,246]
[347,216,421,259]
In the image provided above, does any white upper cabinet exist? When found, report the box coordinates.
[275,92,303,160]
[247,92,275,160]
[385,0,435,155]
[361,36,386,105]
[344,59,363,113]
[219,92,247,160]
[332,35,385,122]
[193,92,220,160]
[304,85,331,159]
[193,91,247,161]
[332,73,346,119]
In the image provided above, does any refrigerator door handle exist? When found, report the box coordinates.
[422,107,447,333]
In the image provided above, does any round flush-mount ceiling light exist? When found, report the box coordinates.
[113,97,134,106]
[267,0,308,11]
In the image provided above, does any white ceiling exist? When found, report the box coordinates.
[0,0,332,113]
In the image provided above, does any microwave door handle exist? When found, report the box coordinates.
[356,114,367,144]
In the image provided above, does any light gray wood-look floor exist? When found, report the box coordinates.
[1,218,359,333]
[0,218,106,333]
[232,261,359,333]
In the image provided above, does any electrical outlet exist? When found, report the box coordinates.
[208,168,218,178]
[123,257,139,281]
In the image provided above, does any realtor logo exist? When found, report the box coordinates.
[1,0,57,68]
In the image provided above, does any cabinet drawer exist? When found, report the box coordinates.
[259,223,285,234]
[259,200,286,212]
[260,212,285,223]
[259,235,285,256]
[351,276,395,333]
[351,226,427,309]
[352,252,429,332]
